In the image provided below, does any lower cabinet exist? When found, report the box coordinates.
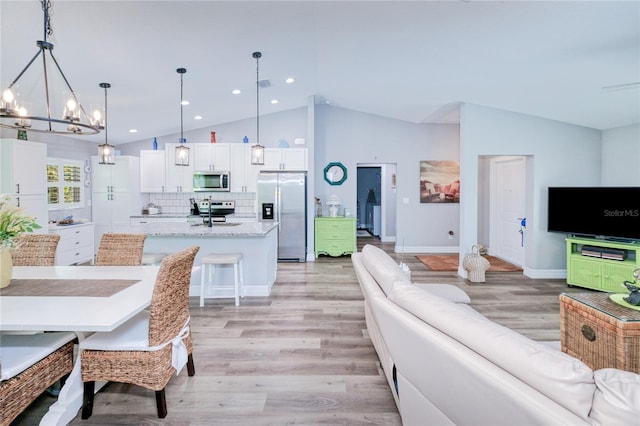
[50,223,95,265]
[314,217,356,258]
[566,237,640,292]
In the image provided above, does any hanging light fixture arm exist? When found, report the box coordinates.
[174,68,190,166]
[250,51,265,165]
[0,0,99,135]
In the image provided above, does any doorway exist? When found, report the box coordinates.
[357,164,397,242]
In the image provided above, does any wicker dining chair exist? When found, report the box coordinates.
[80,245,200,419]
[10,234,61,266]
[95,233,146,266]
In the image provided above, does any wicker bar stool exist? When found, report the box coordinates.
[200,253,244,307]
[80,245,200,419]
[95,233,146,266]
[10,234,61,266]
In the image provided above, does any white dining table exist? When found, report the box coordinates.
[0,265,161,426]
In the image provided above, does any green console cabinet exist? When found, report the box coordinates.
[315,217,356,258]
[566,237,640,292]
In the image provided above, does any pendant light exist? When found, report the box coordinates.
[175,68,190,166]
[0,1,99,135]
[251,52,265,165]
[97,83,114,165]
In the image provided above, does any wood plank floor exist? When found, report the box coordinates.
[14,238,592,425]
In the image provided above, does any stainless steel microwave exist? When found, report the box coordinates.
[193,171,230,192]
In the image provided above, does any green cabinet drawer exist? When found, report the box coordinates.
[315,217,356,258]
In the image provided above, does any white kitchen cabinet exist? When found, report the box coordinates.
[140,150,166,192]
[230,144,260,193]
[0,139,48,231]
[263,148,307,170]
[193,144,231,172]
[50,222,95,265]
[91,156,143,252]
[165,143,194,192]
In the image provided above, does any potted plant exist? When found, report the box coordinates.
[0,194,41,288]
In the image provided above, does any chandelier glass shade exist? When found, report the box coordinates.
[175,68,190,166]
[97,83,115,165]
[0,1,99,135]
[251,51,265,165]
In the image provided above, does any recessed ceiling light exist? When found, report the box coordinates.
[285,77,295,84]
[129,129,138,133]
[181,100,190,106]
[194,115,202,120]
[232,89,241,95]
[270,99,278,104]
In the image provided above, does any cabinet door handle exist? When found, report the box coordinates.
[15,183,20,194]
[16,197,20,207]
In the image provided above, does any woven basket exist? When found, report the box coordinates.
[463,245,490,283]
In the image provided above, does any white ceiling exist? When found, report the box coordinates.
[1,1,639,146]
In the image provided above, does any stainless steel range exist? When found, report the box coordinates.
[199,200,235,224]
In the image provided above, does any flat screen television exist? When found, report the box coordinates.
[547,187,640,241]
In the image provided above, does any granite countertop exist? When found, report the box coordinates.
[123,221,277,237]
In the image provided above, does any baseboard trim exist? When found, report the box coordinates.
[395,245,459,254]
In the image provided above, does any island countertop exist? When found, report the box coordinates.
[122,221,277,237]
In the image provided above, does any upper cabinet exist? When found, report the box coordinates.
[140,150,166,192]
[229,144,260,193]
[263,148,307,171]
[193,144,231,172]
[0,139,48,230]
[1,139,46,196]
[165,143,194,192]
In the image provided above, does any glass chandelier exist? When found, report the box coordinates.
[0,1,99,135]
[175,68,190,166]
[251,52,265,165]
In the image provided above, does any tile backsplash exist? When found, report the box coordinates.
[146,192,256,215]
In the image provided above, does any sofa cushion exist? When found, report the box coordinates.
[389,283,596,420]
[361,245,410,295]
[413,283,471,304]
[589,368,640,425]
[0,332,76,381]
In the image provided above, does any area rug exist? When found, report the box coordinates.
[415,254,522,272]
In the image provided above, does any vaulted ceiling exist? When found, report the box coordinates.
[1,1,638,145]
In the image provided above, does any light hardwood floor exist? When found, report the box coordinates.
[15,238,590,425]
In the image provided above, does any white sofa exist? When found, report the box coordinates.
[352,244,640,426]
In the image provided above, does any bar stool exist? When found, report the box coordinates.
[200,253,244,307]
[141,252,169,265]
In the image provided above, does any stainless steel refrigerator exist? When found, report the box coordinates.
[257,171,307,262]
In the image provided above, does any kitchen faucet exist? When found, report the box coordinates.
[208,196,213,227]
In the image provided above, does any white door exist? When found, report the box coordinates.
[491,157,526,266]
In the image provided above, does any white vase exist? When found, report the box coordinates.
[0,247,12,289]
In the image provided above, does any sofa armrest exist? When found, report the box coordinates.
[589,368,640,425]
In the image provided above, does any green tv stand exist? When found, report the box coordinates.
[566,237,640,292]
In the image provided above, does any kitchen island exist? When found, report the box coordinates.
[120,221,278,298]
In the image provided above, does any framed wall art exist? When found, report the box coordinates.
[420,160,460,203]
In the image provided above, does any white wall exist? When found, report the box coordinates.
[314,105,460,252]
[459,103,602,275]
[601,124,640,186]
